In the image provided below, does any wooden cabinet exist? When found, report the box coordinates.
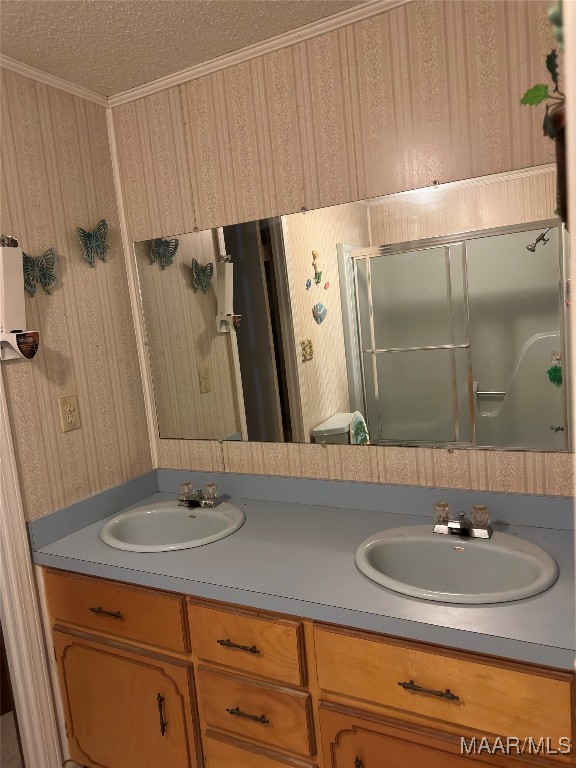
[43,569,200,768]
[43,568,574,768]
[319,704,486,768]
[188,602,305,686]
[189,600,317,766]
[44,569,189,654]
[53,630,197,768]
[314,626,573,745]
[197,665,315,756]
[203,734,318,768]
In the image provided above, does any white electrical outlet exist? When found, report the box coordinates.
[58,395,81,433]
[199,365,212,394]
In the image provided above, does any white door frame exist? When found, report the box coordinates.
[0,368,63,768]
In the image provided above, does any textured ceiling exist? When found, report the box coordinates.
[0,0,365,96]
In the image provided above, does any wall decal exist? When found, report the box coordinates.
[76,219,109,266]
[306,278,312,290]
[312,302,327,324]
[324,282,330,290]
[150,237,179,270]
[192,258,214,293]
[23,248,57,295]
[312,249,322,284]
[300,339,314,362]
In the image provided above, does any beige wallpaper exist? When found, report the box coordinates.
[113,86,196,243]
[134,230,241,440]
[113,0,556,241]
[282,202,370,440]
[0,69,152,520]
[221,441,574,497]
[369,167,557,245]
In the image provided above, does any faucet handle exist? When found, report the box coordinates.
[433,501,452,525]
[470,504,493,538]
[178,481,196,500]
[471,504,490,528]
[432,502,452,534]
[202,482,219,502]
[199,482,220,508]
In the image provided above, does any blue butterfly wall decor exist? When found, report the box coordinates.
[150,238,179,270]
[192,259,214,293]
[23,248,57,296]
[76,219,109,266]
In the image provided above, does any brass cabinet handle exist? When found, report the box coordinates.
[354,758,363,768]
[217,638,260,654]
[157,693,167,736]
[226,706,269,724]
[89,606,123,619]
[398,679,459,701]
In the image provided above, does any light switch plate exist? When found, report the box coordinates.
[58,395,81,432]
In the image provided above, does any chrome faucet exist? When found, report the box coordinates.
[433,502,492,539]
[177,481,221,508]
[447,511,471,536]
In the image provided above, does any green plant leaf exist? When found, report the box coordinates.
[546,49,559,91]
[520,84,550,105]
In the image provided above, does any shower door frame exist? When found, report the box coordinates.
[348,218,568,451]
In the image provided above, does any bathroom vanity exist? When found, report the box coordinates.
[31,478,575,768]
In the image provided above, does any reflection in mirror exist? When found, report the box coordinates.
[134,172,569,451]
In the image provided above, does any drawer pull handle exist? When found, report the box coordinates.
[354,759,363,768]
[398,679,459,701]
[157,693,167,736]
[89,606,123,620]
[217,638,260,654]
[226,706,269,724]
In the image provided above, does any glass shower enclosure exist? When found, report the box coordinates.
[342,220,567,451]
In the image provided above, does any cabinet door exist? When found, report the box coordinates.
[320,705,481,768]
[54,630,199,768]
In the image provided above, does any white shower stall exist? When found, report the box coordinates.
[341,221,568,451]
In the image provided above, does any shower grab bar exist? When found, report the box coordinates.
[362,343,470,354]
[476,391,506,397]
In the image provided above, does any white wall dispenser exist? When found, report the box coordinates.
[215,256,241,333]
[0,235,39,360]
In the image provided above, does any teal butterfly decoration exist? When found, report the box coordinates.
[150,238,179,270]
[192,259,214,293]
[76,219,108,266]
[22,248,57,296]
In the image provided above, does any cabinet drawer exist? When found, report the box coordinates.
[44,569,189,653]
[197,666,315,756]
[204,735,317,768]
[314,627,572,742]
[189,602,305,686]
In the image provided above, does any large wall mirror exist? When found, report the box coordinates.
[133,168,570,452]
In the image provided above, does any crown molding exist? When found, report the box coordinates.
[108,0,413,107]
[0,0,412,108]
[364,164,557,206]
[0,54,108,106]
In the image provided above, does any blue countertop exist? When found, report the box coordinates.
[32,489,575,669]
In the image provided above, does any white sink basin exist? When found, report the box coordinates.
[100,500,245,552]
[355,525,559,604]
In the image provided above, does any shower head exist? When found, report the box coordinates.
[526,227,552,252]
